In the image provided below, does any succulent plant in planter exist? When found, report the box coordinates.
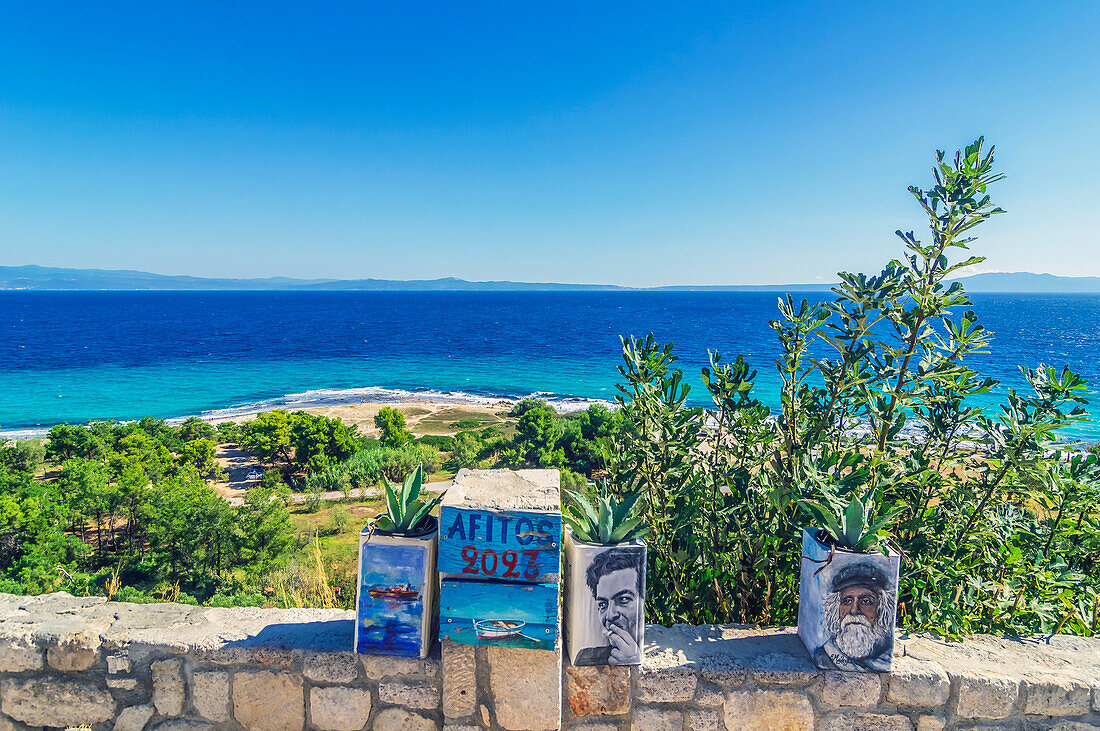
[355,464,445,658]
[796,476,903,673]
[374,463,447,535]
[563,482,649,666]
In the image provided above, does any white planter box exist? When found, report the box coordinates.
[563,526,646,666]
[354,517,438,658]
[796,527,901,672]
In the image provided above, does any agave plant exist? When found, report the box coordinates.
[799,487,902,553]
[563,480,649,544]
[374,463,445,535]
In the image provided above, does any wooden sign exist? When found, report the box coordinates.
[440,578,558,651]
[438,506,562,584]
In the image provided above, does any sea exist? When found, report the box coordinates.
[2,291,1099,442]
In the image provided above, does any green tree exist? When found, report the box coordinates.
[0,439,46,475]
[45,423,108,463]
[240,410,294,470]
[510,406,565,467]
[179,439,225,480]
[177,417,216,443]
[444,432,482,471]
[374,407,412,448]
[234,483,292,578]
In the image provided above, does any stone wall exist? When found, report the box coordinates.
[2,592,1098,731]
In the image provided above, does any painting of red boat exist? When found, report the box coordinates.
[475,619,525,641]
[368,583,420,601]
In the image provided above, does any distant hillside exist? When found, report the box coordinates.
[949,272,1100,293]
[1,265,1097,293]
[0,265,828,291]
[0,265,338,291]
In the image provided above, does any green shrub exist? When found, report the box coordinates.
[613,139,1100,637]
[417,434,455,450]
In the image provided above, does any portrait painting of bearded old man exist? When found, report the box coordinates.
[565,542,646,666]
[797,529,901,673]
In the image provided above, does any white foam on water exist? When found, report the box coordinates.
[0,385,618,439]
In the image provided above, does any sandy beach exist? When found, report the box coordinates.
[208,398,518,501]
[213,398,516,438]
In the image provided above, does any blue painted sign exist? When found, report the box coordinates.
[438,506,562,584]
[355,539,428,658]
[440,578,558,651]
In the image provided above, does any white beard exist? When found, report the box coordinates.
[834,616,880,659]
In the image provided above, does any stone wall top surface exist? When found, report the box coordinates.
[5,591,1098,692]
[0,591,356,657]
[639,622,1100,688]
[443,468,560,511]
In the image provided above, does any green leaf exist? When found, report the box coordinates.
[565,489,600,533]
[384,482,402,526]
[597,496,613,543]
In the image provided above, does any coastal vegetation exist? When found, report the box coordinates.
[0,400,613,609]
[608,139,1100,637]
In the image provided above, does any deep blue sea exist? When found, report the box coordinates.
[2,291,1098,441]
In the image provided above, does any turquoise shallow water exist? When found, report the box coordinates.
[2,290,1098,442]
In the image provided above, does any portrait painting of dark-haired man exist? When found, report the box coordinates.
[566,542,646,666]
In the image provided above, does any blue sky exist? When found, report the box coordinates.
[1,2,1096,286]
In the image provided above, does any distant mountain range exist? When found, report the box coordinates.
[1,265,1098,293]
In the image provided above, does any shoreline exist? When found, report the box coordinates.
[0,385,616,440]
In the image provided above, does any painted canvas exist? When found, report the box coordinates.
[438,506,562,584]
[564,534,646,666]
[355,537,429,657]
[440,578,558,651]
[797,528,901,672]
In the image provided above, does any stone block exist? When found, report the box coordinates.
[108,654,132,674]
[915,716,945,731]
[114,703,155,731]
[310,686,372,731]
[821,712,913,731]
[0,676,116,727]
[445,468,560,512]
[233,670,305,731]
[488,645,562,731]
[0,639,43,673]
[1023,674,1092,716]
[303,652,360,684]
[565,664,631,717]
[637,667,697,703]
[108,676,139,690]
[954,674,1020,719]
[724,689,813,731]
[633,706,683,731]
[745,652,819,687]
[443,642,477,718]
[379,678,441,710]
[190,670,230,722]
[47,632,100,671]
[695,681,725,707]
[152,658,186,717]
[360,654,431,680]
[191,646,298,667]
[818,671,881,707]
[373,707,437,731]
[150,721,218,731]
[688,708,725,731]
[1052,722,1100,731]
[886,656,950,708]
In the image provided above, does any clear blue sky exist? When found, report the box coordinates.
[1,2,1096,286]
